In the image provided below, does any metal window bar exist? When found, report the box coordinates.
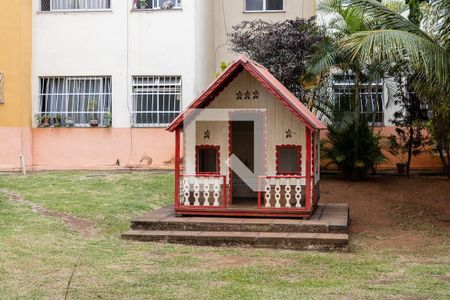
[38,76,112,127]
[332,76,384,124]
[41,0,111,11]
[131,76,182,127]
[133,0,182,10]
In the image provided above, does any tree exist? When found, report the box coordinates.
[229,17,326,103]
[340,0,450,101]
[427,101,450,178]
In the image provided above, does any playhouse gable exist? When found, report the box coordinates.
[167,56,325,132]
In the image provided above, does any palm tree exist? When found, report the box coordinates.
[340,0,450,101]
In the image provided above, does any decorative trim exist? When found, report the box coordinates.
[195,145,220,175]
[276,144,302,175]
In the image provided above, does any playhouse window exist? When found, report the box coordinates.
[196,146,220,174]
[276,145,302,175]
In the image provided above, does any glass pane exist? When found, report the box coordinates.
[198,148,218,173]
[246,0,263,11]
[277,147,301,174]
[266,0,283,10]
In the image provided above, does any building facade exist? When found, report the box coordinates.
[0,0,442,172]
[0,0,33,171]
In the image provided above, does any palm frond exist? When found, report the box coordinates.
[341,29,450,88]
[348,0,433,41]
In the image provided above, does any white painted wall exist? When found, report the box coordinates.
[32,0,214,128]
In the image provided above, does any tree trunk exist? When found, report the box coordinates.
[353,74,361,180]
[406,125,413,176]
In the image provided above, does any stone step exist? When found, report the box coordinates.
[121,229,349,251]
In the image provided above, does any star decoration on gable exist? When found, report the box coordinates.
[236,91,243,100]
[204,129,210,139]
[252,90,259,99]
[244,90,251,100]
[285,129,293,139]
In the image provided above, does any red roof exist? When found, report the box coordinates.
[167,56,326,132]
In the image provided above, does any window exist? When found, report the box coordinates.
[40,0,111,11]
[332,75,384,124]
[0,72,4,104]
[196,145,220,175]
[133,0,182,10]
[38,76,112,127]
[276,145,302,175]
[245,0,283,12]
[132,76,181,127]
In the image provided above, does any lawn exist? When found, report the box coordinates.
[0,171,449,299]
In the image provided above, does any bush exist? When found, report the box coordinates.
[323,116,385,180]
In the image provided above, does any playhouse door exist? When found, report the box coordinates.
[231,121,257,203]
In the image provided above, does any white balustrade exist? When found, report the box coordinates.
[180,176,223,207]
[260,177,305,209]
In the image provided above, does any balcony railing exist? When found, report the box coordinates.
[257,176,311,210]
[178,175,227,209]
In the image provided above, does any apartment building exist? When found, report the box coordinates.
[0,0,315,171]
[0,0,440,172]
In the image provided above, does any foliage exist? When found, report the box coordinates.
[388,79,431,175]
[427,101,450,178]
[323,104,385,180]
[340,0,450,101]
[229,17,326,103]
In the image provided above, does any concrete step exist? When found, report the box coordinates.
[131,217,331,233]
[121,229,349,251]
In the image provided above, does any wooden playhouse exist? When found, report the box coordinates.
[167,56,326,219]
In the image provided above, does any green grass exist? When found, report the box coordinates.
[0,172,449,299]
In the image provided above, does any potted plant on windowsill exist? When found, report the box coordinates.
[87,99,98,127]
[103,112,112,128]
[53,114,62,128]
[65,116,75,128]
[35,114,50,128]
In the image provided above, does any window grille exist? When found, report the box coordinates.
[332,75,384,124]
[132,76,182,127]
[38,76,112,127]
[133,0,182,10]
[245,0,284,12]
[0,72,4,104]
[41,0,111,11]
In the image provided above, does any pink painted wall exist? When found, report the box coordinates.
[0,128,33,171]
[31,128,175,171]
[320,126,443,172]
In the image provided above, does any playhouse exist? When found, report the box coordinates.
[167,57,326,218]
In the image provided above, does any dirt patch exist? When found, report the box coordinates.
[320,176,450,252]
[1,189,98,238]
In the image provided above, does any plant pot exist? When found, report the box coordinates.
[66,120,74,128]
[90,120,99,127]
[41,118,50,127]
[396,163,407,174]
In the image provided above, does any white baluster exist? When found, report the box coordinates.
[183,178,190,206]
[264,178,271,208]
[203,179,210,206]
[193,178,200,206]
[295,179,302,208]
[213,179,220,207]
[274,179,281,208]
[285,179,291,208]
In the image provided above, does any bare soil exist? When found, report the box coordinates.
[320,175,450,252]
[1,189,98,238]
